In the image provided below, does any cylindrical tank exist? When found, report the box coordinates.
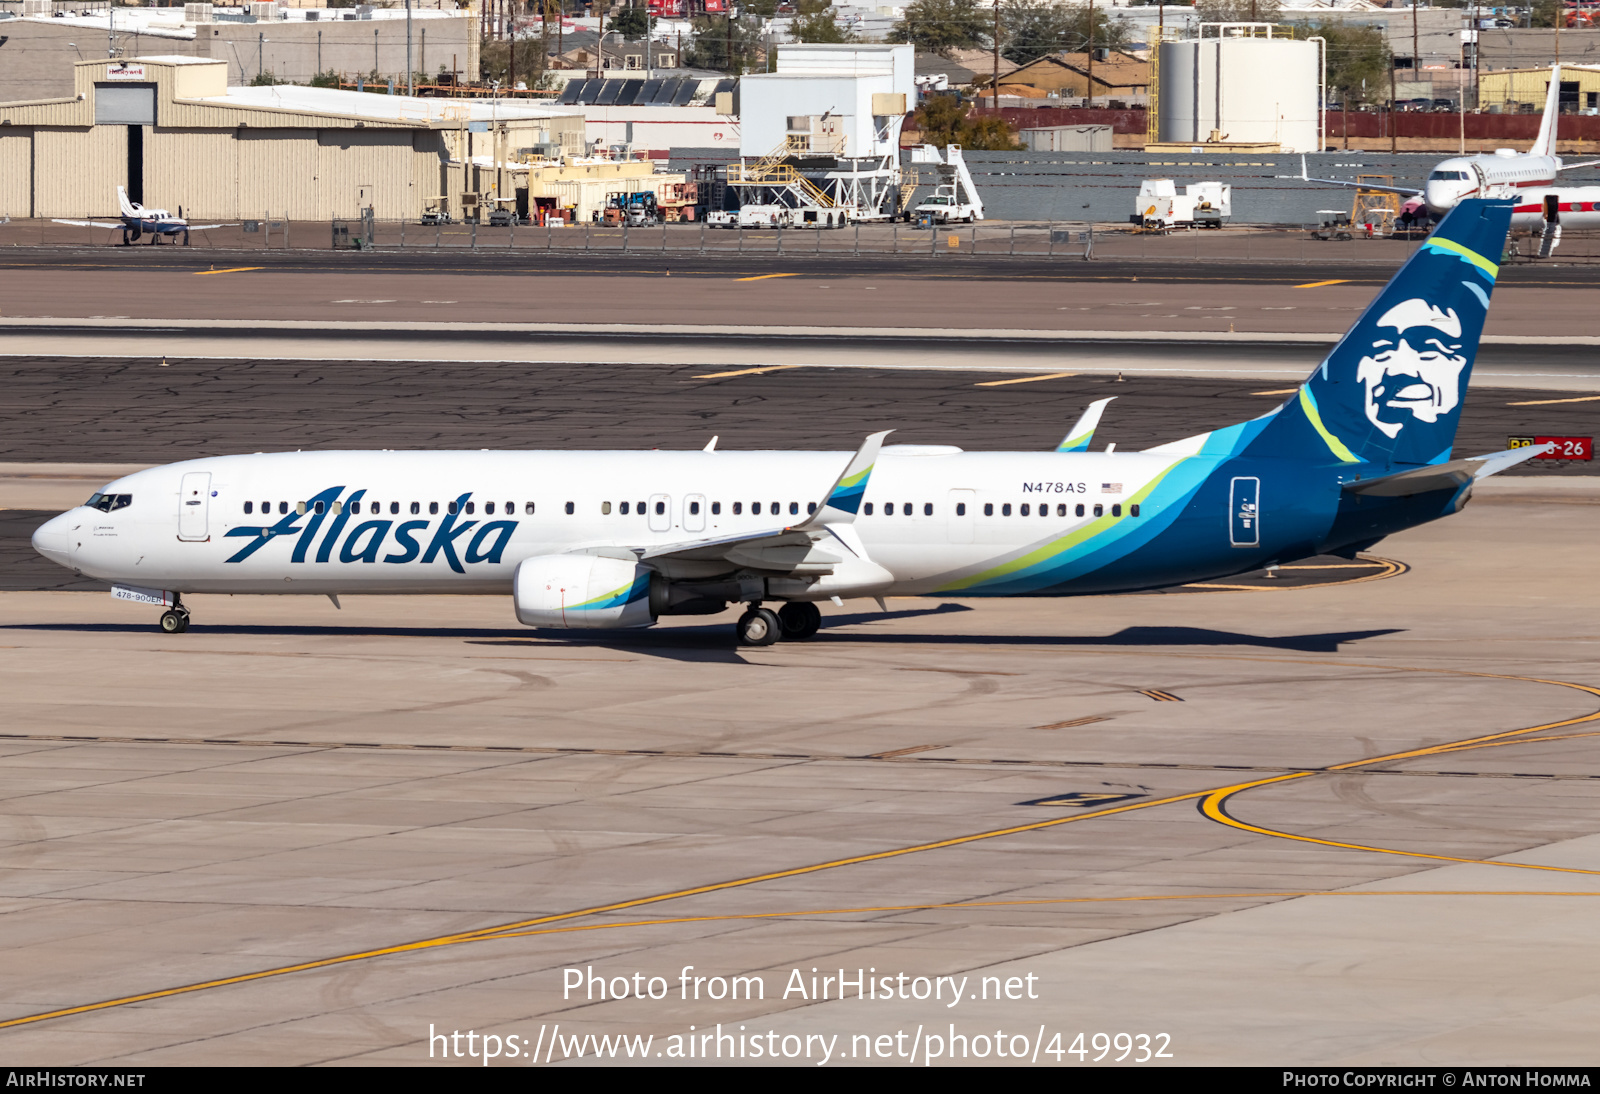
[1159,35,1320,152]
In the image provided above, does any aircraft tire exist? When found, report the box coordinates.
[737,607,781,647]
[777,601,821,640]
[159,609,187,634]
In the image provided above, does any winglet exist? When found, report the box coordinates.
[1056,397,1115,452]
[1533,64,1562,158]
[794,429,893,529]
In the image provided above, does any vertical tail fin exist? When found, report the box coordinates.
[1532,64,1562,159]
[1245,198,1513,469]
[116,185,137,217]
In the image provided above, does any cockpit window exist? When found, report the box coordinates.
[1428,170,1469,181]
[85,493,132,512]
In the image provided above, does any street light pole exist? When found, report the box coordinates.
[407,0,414,96]
[992,0,999,107]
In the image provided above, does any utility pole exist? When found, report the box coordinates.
[374,27,379,77]
[1412,1,1419,86]
[407,0,413,95]
[1389,49,1398,153]
[1086,0,1094,108]
[259,31,265,80]
[992,0,999,108]
[318,30,322,77]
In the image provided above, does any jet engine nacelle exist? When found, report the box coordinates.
[513,554,656,629]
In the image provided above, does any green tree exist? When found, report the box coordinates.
[307,70,342,88]
[609,3,649,39]
[913,94,1021,149]
[793,0,856,43]
[1291,19,1389,104]
[1001,0,1071,65]
[889,0,991,56]
[685,15,766,74]
[250,70,280,86]
[1530,0,1561,28]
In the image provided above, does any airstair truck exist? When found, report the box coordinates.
[909,144,985,225]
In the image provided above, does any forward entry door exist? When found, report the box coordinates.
[178,472,211,541]
[648,493,673,533]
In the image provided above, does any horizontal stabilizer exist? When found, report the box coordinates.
[1056,397,1115,453]
[1341,443,1552,497]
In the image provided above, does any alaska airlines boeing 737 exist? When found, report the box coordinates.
[33,199,1543,646]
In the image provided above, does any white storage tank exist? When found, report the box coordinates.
[1158,28,1321,153]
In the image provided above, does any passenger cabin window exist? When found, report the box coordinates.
[733,502,743,515]
[983,503,993,516]
[331,501,342,515]
[371,501,380,515]
[712,502,721,515]
[1002,503,1012,516]
[956,502,966,516]
[429,502,439,515]
[925,503,933,516]
[448,501,459,515]
[621,501,630,515]
[1093,504,1103,517]
[807,502,816,514]
[411,502,421,515]
[864,503,874,516]
[243,501,253,514]
[1020,503,1030,516]
[278,502,287,515]
[689,501,700,515]
[391,502,400,515]
[601,501,612,515]
[505,500,512,514]
[1112,503,1122,517]
[525,502,536,515]
[1075,503,1085,517]
[565,501,575,515]
[486,502,496,515]
[464,501,475,515]
[653,501,665,515]
[789,502,798,515]
[1131,504,1141,517]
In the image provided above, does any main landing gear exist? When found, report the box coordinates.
[158,594,190,634]
[736,601,822,646]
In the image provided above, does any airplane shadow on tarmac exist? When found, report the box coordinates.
[4,603,1402,659]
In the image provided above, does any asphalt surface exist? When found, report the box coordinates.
[1,354,1592,469]
[6,244,1600,285]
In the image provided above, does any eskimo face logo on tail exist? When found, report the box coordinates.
[1355,298,1468,440]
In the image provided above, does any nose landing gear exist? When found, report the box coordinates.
[158,594,190,634]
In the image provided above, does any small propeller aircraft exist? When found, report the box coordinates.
[52,187,234,246]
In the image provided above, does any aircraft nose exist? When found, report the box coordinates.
[31,511,76,569]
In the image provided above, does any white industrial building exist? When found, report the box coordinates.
[736,43,912,160]
[1154,25,1322,154]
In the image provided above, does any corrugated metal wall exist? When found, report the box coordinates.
[146,128,240,218]
[32,126,125,217]
[0,132,32,217]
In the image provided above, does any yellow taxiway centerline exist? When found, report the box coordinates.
[4,662,1597,1031]
[734,273,802,282]
[1294,279,1352,289]
[975,371,1078,387]
[192,267,265,276]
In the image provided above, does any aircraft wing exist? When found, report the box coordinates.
[610,429,894,574]
[185,224,237,231]
[1341,444,1553,497]
[1297,156,1422,198]
[51,219,125,230]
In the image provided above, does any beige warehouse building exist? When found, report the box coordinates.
[0,56,586,220]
